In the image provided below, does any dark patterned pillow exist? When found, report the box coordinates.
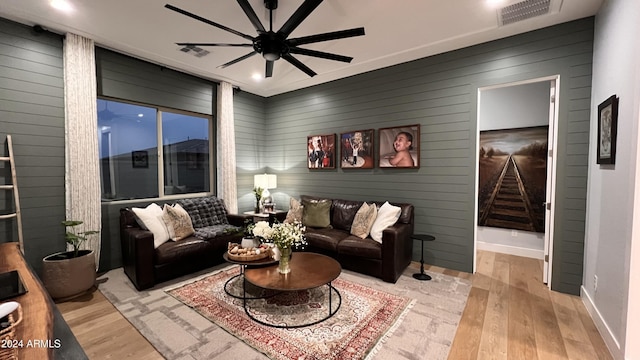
[177,196,229,228]
[176,198,206,228]
[208,196,229,225]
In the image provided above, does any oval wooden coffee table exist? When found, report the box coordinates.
[243,252,342,328]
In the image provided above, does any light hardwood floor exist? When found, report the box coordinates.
[56,251,612,359]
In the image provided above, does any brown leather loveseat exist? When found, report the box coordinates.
[299,195,414,283]
[119,196,249,290]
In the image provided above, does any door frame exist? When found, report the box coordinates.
[473,75,560,289]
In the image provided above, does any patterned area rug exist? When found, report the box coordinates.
[98,263,471,359]
[166,267,414,359]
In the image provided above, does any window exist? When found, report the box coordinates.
[98,98,212,201]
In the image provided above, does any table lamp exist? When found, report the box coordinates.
[254,174,277,212]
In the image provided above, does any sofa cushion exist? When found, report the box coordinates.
[131,203,170,248]
[155,238,212,265]
[332,199,363,231]
[337,236,382,259]
[305,227,350,252]
[177,196,229,228]
[350,202,378,239]
[370,202,402,243]
[302,199,332,228]
[162,203,195,241]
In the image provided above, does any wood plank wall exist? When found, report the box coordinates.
[0,18,65,274]
[252,18,594,294]
[0,16,593,294]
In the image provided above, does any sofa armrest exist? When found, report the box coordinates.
[226,213,253,227]
[120,209,156,290]
[380,223,413,283]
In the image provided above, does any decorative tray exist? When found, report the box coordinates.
[227,243,272,262]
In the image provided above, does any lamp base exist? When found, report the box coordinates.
[413,272,432,281]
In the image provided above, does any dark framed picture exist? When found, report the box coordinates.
[597,95,618,164]
[379,125,420,168]
[340,129,374,169]
[132,150,148,168]
[307,134,336,169]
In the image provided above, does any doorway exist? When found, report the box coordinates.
[475,76,559,287]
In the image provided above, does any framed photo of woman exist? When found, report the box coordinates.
[340,129,374,169]
[307,134,336,169]
[378,125,420,168]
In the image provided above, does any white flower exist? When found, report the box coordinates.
[252,221,274,239]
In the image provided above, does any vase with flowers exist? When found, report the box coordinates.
[253,187,263,213]
[252,220,306,274]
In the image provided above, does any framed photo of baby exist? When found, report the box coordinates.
[307,134,336,169]
[340,129,374,169]
[378,125,420,168]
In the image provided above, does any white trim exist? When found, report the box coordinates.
[477,241,544,259]
[581,286,622,359]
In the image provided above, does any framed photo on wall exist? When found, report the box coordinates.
[378,125,420,168]
[597,95,618,164]
[131,150,148,168]
[340,129,374,169]
[307,134,336,169]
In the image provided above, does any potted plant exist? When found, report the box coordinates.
[41,220,99,300]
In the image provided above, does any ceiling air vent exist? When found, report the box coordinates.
[178,45,210,58]
[498,0,552,26]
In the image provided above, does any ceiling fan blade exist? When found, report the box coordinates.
[282,54,317,77]
[218,51,258,69]
[236,0,266,33]
[287,27,365,47]
[289,47,353,63]
[176,43,253,47]
[165,4,255,41]
[277,0,323,38]
[266,60,274,78]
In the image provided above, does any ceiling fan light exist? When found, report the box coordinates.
[263,52,280,61]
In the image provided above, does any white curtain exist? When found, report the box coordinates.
[63,33,101,266]
[217,82,238,213]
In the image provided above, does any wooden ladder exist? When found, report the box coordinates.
[1,135,24,253]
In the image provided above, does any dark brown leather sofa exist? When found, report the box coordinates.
[119,197,250,290]
[300,195,414,283]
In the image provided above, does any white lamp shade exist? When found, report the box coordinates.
[254,174,277,189]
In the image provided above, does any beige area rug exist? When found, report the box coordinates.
[166,267,414,360]
[98,264,471,359]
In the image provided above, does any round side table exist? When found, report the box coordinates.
[412,234,435,281]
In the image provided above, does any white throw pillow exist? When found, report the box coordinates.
[132,203,170,248]
[369,202,402,243]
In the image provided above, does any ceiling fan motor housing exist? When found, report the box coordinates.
[255,32,288,61]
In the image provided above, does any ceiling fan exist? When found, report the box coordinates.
[165,0,365,78]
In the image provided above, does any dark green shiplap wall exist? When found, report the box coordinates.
[234,91,267,211]
[96,48,215,115]
[260,18,594,294]
[0,18,65,273]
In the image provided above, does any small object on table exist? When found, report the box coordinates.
[412,234,435,281]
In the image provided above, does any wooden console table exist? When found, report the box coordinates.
[0,242,86,359]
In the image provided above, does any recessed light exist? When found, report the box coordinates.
[50,0,74,13]
[252,73,263,81]
[486,0,507,8]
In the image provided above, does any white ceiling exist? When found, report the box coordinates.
[0,0,602,97]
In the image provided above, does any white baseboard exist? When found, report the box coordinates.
[580,286,622,359]
[476,241,544,259]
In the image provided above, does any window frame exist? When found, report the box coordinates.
[98,96,215,202]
